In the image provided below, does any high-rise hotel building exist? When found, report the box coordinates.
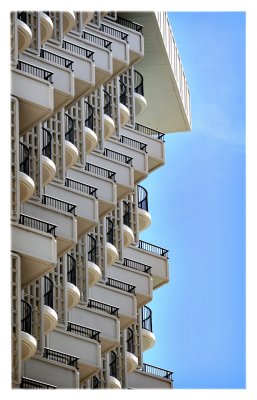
[11,11,191,389]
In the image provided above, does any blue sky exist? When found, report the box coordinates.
[141,12,245,389]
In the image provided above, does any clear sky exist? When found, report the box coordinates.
[141,12,245,389]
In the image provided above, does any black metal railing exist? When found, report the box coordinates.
[134,70,144,96]
[42,127,52,159]
[137,185,148,211]
[20,377,57,389]
[135,123,165,142]
[67,322,101,342]
[62,40,94,61]
[103,90,112,117]
[103,148,133,166]
[138,240,169,258]
[43,347,79,369]
[21,300,32,334]
[42,194,76,216]
[40,49,73,71]
[123,258,152,275]
[88,299,119,317]
[19,214,57,236]
[126,327,135,354]
[85,162,116,182]
[65,177,97,198]
[17,60,53,83]
[88,234,97,264]
[106,277,136,294]
[19,142,30,175]
[17,12,28,23]
[119,80,127,107]
[100,23,128,42]
[141,305,153,332]
[142,363,173,381]
[82,31,112,50]
[109,351,118,378]
[115,16,143,34]
[120,135,147,153]
[67,254,76,286]
[85,101,94,130]
[65,113,74,144]
[106,217,114,245]
[123,201,131,227]
[92,376,99,389]
[44,276,54,308]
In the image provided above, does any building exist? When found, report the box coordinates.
[10,11,191,389]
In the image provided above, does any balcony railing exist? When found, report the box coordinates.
[82,31,112,50]
[17,12,28,24]
[142,363,173,381]
[85,101,94,130]
[40,49,74,71]
[65,177,98,198]
[44,276,54,308]
[141,305,153,332]
[126,327,135,354]
[17,60,54,83]
[67,322,101,342]
[103,148,133,166]
[20,377,57,389]
[42,194,77,216]
[138,240,169,258]
[103,90,112,118]
[67,254,76,286]
[65,113,75,144]
[88,234,97,264]
[19,142,30,175]
[119,80,127,107]
[109,351,118,378]
[106,277,136,294]
[120,135,147,153]
[134,70,144,96]
[137,185,148,211]
[123,258,152,275]
[123,201,131,227]
[42,127,52,159]
[19,214,57,236]
[100,23,128,42]
[115,16,143,34]
[92,376,99,389]
[88,299,119,317]
[43,347,79,369]
[106,217,114,245]
[85,162,116,182]
[21,300,32,334]
[135,123,165,142]
[62,40,94,61]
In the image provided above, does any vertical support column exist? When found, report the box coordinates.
[11,252,21,387]
[27,12,41,55]
[46,110,65,184]
[49,12,63,45]
[120,68,135,128]
[67,99,85,168]
[10,12,18,65]
[11,96,20,221]
[74,238,88,302]
[50,257,67,328]
[22,124,41,200]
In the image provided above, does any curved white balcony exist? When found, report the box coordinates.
[104,114,115,140]
[123,225,134,248]
[66,281,80,310]
[108,375,121,389]
[106,242,119,266]
[141,328,156,352]
[85,127,98,154]
[126,351,138,372]
[42,155,56,186]
[138,208,152,232]
[19,171,35,203]
[65,140,79,170]
[40,12,53,45]
[43,305,58,335]
[82,12,94,27]
[21,331,37,360]
[88,261,102,287]
[17,19,32,53]
[119,103,130,127]
[63,11,76,35]
[134,92,147,116]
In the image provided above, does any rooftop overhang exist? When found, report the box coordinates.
[119,12,192,133]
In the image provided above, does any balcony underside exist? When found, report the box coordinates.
[17,19,32,53]
[21,331,37,361]
[19,172,35,204]
[43,305,58,335]
[63,11,76,35]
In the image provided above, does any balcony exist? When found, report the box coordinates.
[123,240,169,289]
[43,276,58,335]
[128,363,173,389]
[42,127,56,186]
[67,255,80,309]
[20,377,57,389]
[11,216,57,287]
[89,282,137,329]
[141,305,156,351]
[11,61,54,134]
[123,201,134,248]
[63,11,76,35]
[40,12,53,45]
[19,142,35,203]
[70,301,120,353]
[106,218,119,266]
[23,352,79,388]
[17,12,32,53]
[119,80,130,127]
[20,300,37,360]
[85,101,98,153]
[46,180,98,238]
[126,328,138,372]
[65,113,79,169]
[108,351,121,389]
[137,185,151,232]
[134,70,147,116]
[88,235,102,287]
[103,90,115,139]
